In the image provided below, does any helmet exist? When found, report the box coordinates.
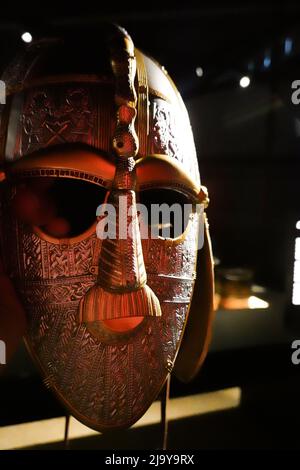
[0,25,214,431]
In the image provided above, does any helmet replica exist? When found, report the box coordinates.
[0,25,214,431]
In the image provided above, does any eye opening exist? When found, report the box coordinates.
[12,176,107,241]
[137,187,195,240]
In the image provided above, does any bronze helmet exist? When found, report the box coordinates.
[0,25,214,431]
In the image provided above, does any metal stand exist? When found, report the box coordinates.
[64,414,71,449]
[160,374,171,450]
[62,377,171,450]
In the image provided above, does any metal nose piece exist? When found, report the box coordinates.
[79,158,161,324]
[79,25,161,324]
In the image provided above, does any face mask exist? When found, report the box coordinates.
[0,25,214,431]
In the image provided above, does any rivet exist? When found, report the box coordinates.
[166,359,173,373]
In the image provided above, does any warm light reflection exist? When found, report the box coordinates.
[216,294,269,310]
[248,295,269,309]
[103,317,144,332]
[0,387,241,449]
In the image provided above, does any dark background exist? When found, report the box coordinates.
[1,1,300,450]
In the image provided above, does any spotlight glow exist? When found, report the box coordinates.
[239,76,250,88]
[195,67,204,77]
[263,56,271,68]
[284,37,293,55]
[21,32,32,43]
